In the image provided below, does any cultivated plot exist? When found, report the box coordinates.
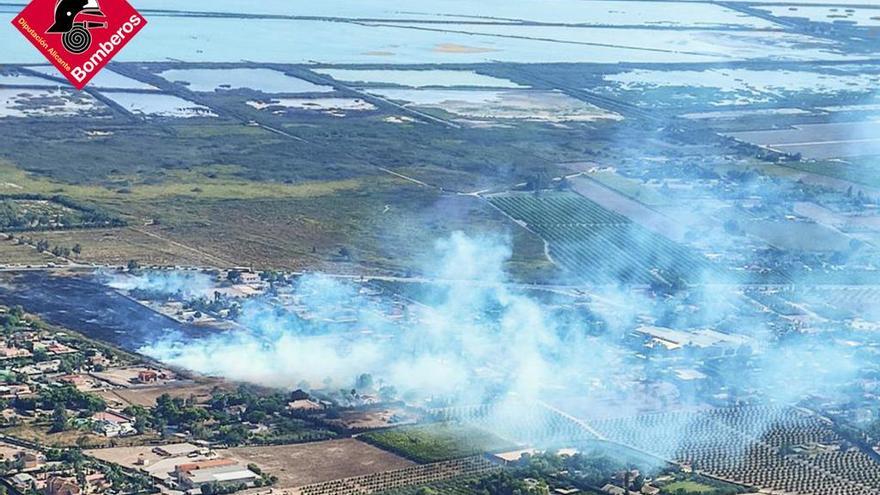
[727,121,880,160]
[228,439,416,489]
[588,406,880,495]
[489,192,713,284]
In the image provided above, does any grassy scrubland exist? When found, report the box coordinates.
[0,85,631,280]
[0,156,556,278]
[4,421,162,449]
[35,228,216,267]
[1,59,625,284]
[0,117,583,190]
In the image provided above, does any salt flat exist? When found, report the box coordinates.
[157,68,333,93]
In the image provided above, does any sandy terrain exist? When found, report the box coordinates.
[229,438,415,488]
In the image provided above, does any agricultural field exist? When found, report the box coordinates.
[727,121,880,160]
[781,286,880,320]
[434,402,601,447]
[661,480,717,494]
[360,423,516,464]
[228,438,415,489]
[783,158,880,189]
[588,406,880,495]
[741,220,853,252]
[34,228,218,268]
[488,192,714,285]
[713,159,877,199]
[375,475,491,495]
[0,236,55,266]
[577,169,673,207]
[97,379,229,408]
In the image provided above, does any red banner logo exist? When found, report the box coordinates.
[12,0,147,90]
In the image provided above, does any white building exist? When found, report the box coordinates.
[92,411,136,437]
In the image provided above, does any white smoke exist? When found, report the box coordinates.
[105,270,214,299]
[119,228,872,457]
[135,232,613,408]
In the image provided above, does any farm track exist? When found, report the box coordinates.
[129,227,233,267]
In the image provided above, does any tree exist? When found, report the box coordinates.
[51,404,68,433]
[126,260,140,271]
[33,348,49,362]
[72,244,82,257]
[134,414,147,434]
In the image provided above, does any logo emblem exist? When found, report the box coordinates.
[48,0,107,54]
[12,0,147,90]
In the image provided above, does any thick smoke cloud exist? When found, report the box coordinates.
[105,270,214,300]
[136,232,609,407]
[112,229,871,456]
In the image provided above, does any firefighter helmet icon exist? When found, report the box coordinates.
[46,0,106,54]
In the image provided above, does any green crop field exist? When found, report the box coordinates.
[360,423,516,464]
[662,480,717,494]
[489,192,714,285]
